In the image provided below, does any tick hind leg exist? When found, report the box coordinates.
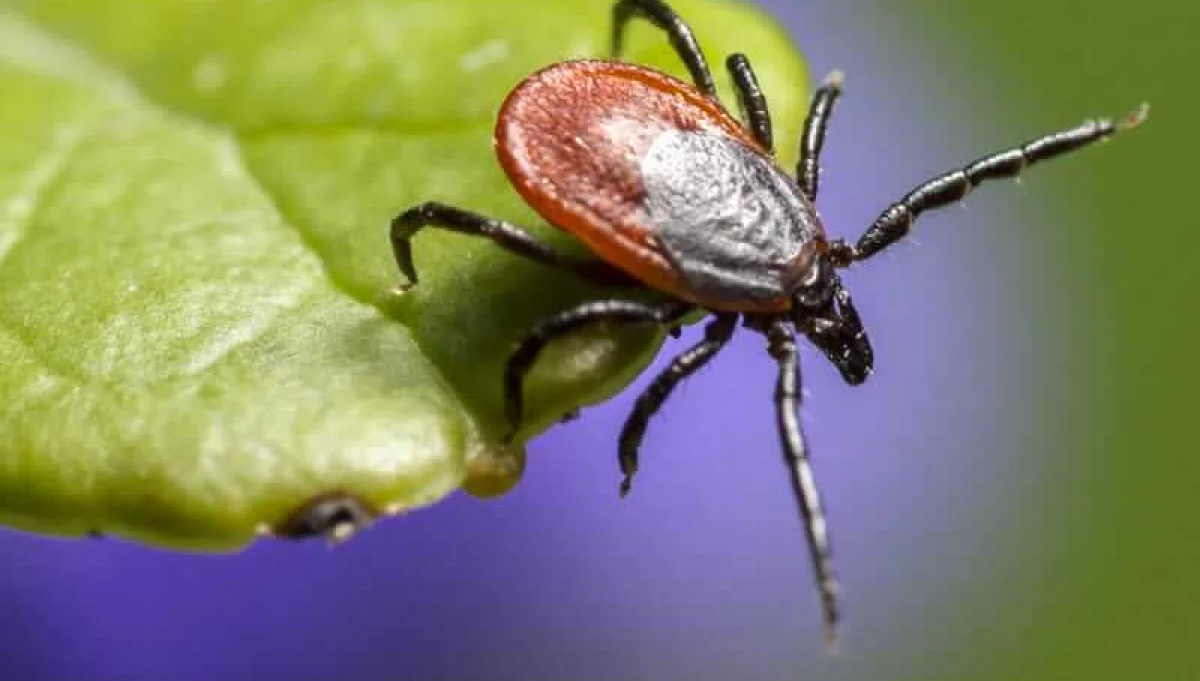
[611,0,716,97]
[502,299,693,443]
[829,103,1149,265]
[766,319,840,648]
[797,70,845,200]
[390,201,633,289]
[726,54,773,152]
[618,313,737,497]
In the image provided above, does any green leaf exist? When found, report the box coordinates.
[0,0,809,549]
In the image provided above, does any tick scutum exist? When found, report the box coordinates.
[641,128,821,305]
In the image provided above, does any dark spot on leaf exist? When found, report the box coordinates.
[273,492,376,542]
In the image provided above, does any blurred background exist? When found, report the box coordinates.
[0,0,1195,679]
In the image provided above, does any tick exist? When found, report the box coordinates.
[390,0,1147,644]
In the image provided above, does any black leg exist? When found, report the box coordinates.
[766,319,840,648]
[726,53,773,153]
[503,299,692,442]
[390,201,633,288]
[796,70,844,201]
[830,103,1149,264]
[611,0,716,97]
[618,313,737,497]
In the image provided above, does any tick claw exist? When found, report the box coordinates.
[385,281,416,298]
[1117,101,1150,132]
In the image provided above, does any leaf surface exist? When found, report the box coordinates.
[0,0,809,548]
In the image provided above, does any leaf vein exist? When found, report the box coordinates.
[0,124,89,268]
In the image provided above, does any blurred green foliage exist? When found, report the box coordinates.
[924,1,1199,678]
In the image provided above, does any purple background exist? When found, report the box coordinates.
[0,1,1062,679]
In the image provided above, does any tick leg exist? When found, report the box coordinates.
[795,70,844,201]
[611,0,716,97]
[726,53,773,153]
[766,319,840,648]
[618,313,737,497]
[390,201,633,289]
[503,299,692,443]
[830,103,1149,265]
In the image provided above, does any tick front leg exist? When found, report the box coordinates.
[390,201,633,289]
[611,0,716,97]
[766,319,840,648]
[796,70,844,201]
[502,299,692,443]
[618,313,736,497]
[726,53,773,153]
[830,103,1149,265]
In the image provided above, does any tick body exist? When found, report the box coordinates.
[497,60,820,313]
[390,0,1147,646]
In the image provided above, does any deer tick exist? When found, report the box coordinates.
[390,0,1147,644]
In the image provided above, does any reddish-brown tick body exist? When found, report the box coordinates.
[495,60,824,313]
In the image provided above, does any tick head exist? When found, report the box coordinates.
[791,260,875,386]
